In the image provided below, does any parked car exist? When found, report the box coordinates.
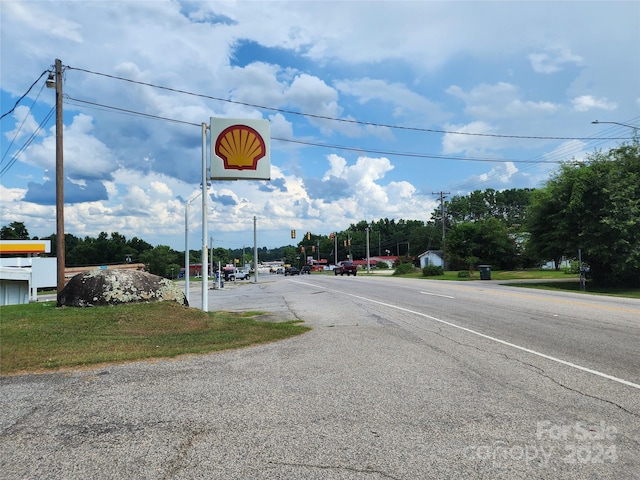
[226,268,250,281]
[284,266,300,276]
[301,266,311,274]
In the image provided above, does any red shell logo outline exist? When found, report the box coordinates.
[214,125,266,171]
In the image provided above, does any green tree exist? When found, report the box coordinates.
[526,143,640,286]
[447,218,518,270]
[140,245,182,277]
[0,222,29,239]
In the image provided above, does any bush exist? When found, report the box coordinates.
[393,263,417,275]
[422,265,444,277]
[457,271,471,278]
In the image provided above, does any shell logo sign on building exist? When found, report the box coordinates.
[210,118,270,180]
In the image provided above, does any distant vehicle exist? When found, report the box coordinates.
[227,268,250,281]
[276,267,284,274]
[284,266,300,276]
[334,261,358,276]
[301,266,311,274]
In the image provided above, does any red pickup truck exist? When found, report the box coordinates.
[334,261,358,276]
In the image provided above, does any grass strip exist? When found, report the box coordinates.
[0,301,309,375]
[503,281,640,299]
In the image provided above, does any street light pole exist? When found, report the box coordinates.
[592,120,639,141]
[184,191,202,305]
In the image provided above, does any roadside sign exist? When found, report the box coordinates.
[210,118,270,180]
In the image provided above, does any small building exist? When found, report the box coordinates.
[352,259,378,269]
[0,240,56,305]
[369,255,398,268]
[0,265,31,305]
[418,250,444,269]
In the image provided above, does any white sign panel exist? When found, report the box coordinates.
[210,118,271,180]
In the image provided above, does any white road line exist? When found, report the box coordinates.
[347,292,640,390]
[292,279,640,390]
[420,291,455,299]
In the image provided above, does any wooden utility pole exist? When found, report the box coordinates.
[432,191,449,271]
[51,59,65,304]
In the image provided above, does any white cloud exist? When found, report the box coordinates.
[529,46,583,74]
[335,78,445,126]
[1,0,638,250]
[571,95,617,112]
[446,82,558,120]
[455,161,520,191]
[22,113,119,181]
[4,106,42,142]
[543,140,588,164]
[441,121,498,155]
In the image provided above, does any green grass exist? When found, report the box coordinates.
[402,269,573,281]
[385,268,639,298]
[503,281,640,299]
[0,301,309,375]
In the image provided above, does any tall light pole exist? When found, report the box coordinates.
[47,59,65,304]
[592,120,638,141]
[184,191,202,305]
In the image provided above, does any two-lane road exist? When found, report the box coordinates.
[2,274,639,479]
[289,275,640,388]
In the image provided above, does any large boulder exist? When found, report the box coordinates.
[58,269,188,307]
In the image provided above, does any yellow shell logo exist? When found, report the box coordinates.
[215,125,266,171]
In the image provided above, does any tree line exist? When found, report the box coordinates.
[2,143,638,286]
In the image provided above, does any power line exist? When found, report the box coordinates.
[65,95,565,165]
[66,65,631,142]
[0,106,55,177]
[1,78,49,166]
[65,96,202,127]
[444,117,640,192]
[0,70,49,120]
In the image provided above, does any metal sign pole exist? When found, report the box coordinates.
[201,123,208,312]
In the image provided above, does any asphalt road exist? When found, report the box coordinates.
[1,274,639,479]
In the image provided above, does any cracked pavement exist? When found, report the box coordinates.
[1,275,639,479]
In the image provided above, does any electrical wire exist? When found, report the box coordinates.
[0,106,55,177]
[66,65,631,142]
[1,78,49,167]
[65,95,564,165]
[444,118,640,192]
[0,70,50,121]
[3,65,635,185]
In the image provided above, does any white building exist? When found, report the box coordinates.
[0,240,56,305]
[418,250,444,269]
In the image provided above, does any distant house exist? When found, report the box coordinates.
[418,250,444,269]
[369,255,397,268]
[352,259,378,269]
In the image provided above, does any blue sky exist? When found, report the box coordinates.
[1,1,639,252]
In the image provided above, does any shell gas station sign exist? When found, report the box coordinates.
[210,118,270,180]
[0,240,51,255]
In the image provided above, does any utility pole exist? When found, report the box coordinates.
[253,216,258,283]
[433,191,450,271]
[47,59,65,304]
[366,225,371,273]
